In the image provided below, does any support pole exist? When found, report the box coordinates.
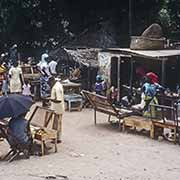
[129,58,134,95]
[88,64,91,90]
[129,0,132,39]
[161,60,166,86]
[117,57,121,102]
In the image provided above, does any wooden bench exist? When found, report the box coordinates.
[82,90,133,129]
[122,116,154,138]
[150,104,179,143]
[27,106,58,156]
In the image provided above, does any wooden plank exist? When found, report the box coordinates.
[123,116,154,138]
[28,106,54,128]
[152,121,176,129]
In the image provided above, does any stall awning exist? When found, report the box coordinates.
[105,48,180,60]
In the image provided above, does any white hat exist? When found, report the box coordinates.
[41,53,49,61]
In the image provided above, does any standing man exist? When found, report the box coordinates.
[50,76,64,143]
[48,58,57,76]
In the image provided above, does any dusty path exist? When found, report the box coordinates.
[0,108,180,180]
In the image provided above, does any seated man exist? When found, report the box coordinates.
[8,113,32,146]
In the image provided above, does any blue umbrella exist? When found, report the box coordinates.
[0,94,33,119]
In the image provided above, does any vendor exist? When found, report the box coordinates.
[50,76,64,143]
[8,113,32,146]
[132,72,164,117]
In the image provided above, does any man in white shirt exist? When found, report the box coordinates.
[50,77,64,142]
[48,59,58,76]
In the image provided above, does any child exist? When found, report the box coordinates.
[95,75,107,96]
[109,86,118,104]
[22,79,31,96]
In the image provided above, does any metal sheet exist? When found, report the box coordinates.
[106,48,180,60]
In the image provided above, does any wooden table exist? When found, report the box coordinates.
[64,94,83,112]
[123,116,154,138]
[33,128,57,155]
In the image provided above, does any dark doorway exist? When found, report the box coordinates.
[110,56,118,87]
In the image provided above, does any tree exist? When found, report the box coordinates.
[0,0,177,55]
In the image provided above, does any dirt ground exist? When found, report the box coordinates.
[1,107,180,180]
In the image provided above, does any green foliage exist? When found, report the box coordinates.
[159,8,171,26]
[157,0,180,36]
[0,0,179,52]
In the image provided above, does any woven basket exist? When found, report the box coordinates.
[130,36,166,50]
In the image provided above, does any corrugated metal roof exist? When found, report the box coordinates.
[105,48,180,60]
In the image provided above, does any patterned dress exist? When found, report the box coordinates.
[40,75,50,98]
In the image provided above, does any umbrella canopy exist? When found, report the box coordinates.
[0,94,33,119]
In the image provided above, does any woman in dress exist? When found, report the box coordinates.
[9,62,23,94]
[37,53,50,106]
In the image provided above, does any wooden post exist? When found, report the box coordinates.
[129,58,134,95]
[54,138,58,153]
[87,63,91,90]
[108,115,111,122]
[161,59,166,86]
[129,0,132,39]
[119,118,122,131]
[41,140,45,156]
[150,123,155,139]
[94,109,97,125]
[117,56,121,102]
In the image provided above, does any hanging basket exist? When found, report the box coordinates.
[130,36,166,50]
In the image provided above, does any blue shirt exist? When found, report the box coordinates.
[143,83,157,98]
[143,82,164,98]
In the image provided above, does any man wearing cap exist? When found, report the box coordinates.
[50,76,64,143]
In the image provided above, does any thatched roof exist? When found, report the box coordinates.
[49,48,69,62]
[64,48,100,67]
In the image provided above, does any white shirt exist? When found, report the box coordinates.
[51,81,64,114]
[49,60,57,75]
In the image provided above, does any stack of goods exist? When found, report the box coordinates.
[130,23,166,50]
